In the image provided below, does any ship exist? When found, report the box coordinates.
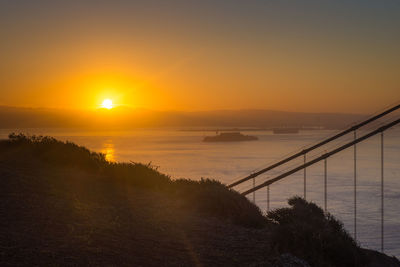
[203,132,258,142]
[272,128,300,134]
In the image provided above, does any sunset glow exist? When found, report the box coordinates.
[0,1,400,264]
[1,1,399,113]
[101,99,113,109]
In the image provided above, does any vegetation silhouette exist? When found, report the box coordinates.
[0,134,398,266]
[267,196,366,267]
[3,133,265,227]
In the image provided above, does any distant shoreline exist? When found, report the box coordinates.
[0,105,367,130]
[179,127,324,132]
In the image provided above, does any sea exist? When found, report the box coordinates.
[1,127,399,257]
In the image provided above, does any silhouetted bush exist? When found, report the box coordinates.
[172,178,267,228]
[267,196,366,267]
[2,133,108,170]
[104,161,171,189]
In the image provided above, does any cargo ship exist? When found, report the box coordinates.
[203,132,258,142]
[272,128,300,134]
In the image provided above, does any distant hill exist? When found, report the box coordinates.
[0,106,367,130]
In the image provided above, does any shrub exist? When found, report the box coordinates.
[104,161,171,189]
[267,196,366,267]
[172,178,267,228]
[2,133,108,170]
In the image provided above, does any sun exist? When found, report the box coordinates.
[101,99,113,109]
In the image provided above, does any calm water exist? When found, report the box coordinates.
[1,128,399,257]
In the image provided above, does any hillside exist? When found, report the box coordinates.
[0,134,399,266]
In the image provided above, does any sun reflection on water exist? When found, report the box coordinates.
[101,141,115,162]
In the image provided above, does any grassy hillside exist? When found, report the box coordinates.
[1,133,265,228]
[0,134,398,266]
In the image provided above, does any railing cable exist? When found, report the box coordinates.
[381,132,384,252]
[354,130,357,240]
[241,118,400,195]
[229,104,400,188]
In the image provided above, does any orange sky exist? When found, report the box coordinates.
[1,1,399,113]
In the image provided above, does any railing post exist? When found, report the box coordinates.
[324,158,327,212]
[253,177,255,203]
[304,153,307,200]
[381,131,384,252]
[267,185,270,212]
[354,130,357,240]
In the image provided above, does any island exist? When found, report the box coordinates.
[272,127,300,134]
[203,132,258,142]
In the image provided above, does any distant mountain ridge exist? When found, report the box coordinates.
[0,105,367,130]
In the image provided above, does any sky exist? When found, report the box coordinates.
[0,0,399,113]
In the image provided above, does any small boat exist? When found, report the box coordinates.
[272,128,300,134]
[203,132,258,142]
